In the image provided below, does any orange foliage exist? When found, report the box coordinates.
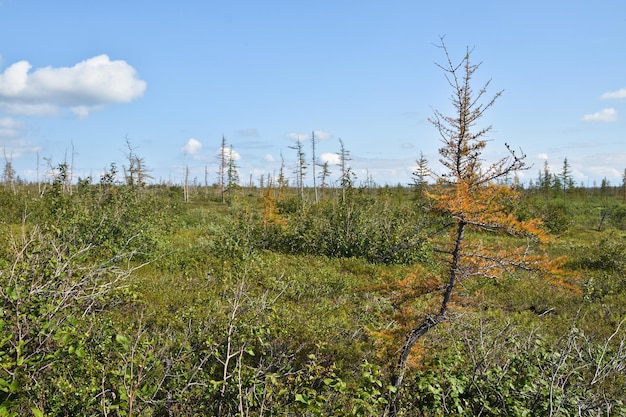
[434,180,580,292]
[379,180,581,368]
[261,186,286,229]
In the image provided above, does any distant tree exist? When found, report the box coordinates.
[600,177,610,199]
[123,138,152,189]
[68,142,77,195]
[183,165,190,203]
[2,149,16,193]
[411,151,429,200]
[45,158,69,190]
[218,135,228,204]
[561,157,574,198]
[317,160,331,199]
[622,168,626,203]
[539,160,552,197]
[311,131,319,203]
[289,136,307,200]
[99,162,119,191]
[385,38,555,416]
[337,138,354,202]
[36,151,41,195]
[225,145,240,203]
[277,151,288,195]
[204,165,209,196]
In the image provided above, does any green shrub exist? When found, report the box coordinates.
[541,201,573,234]
[256,193,434,264]
[608,205,626,230]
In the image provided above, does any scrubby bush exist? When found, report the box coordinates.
[399,317,626,416]
[608,205,626,230]
[541,200,574,234]
[255,191,434,264]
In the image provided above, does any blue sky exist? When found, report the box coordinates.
[0,0,625,187]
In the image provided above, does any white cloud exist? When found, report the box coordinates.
[0,117,23,138]
[320,152,340,165]
[71,105,103,119]
[0,54,146,116]
[601,88,626,100]
[288,130,333,141]
[0,115,40,157]
[313,129,332,140]
[286,132,307,141]
[218,146,241,161]
[182,138,203,155]
[587,165,622,180]
[581,108,618,123]
[264,154,275,162]
[537,153,548,160]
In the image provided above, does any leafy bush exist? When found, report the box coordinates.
[608,205,626,230]
[570,235,626,273]
[257,192,434,264]
[0,226,135,415]
[399,318,626,416]
[541,200,574,234]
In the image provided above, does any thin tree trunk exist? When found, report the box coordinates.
[384,221,465,417]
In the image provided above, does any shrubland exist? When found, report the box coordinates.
[0,178,625,416]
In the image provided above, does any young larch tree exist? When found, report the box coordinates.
[384,38,558,416]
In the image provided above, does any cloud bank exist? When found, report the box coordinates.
[0,54,146,117]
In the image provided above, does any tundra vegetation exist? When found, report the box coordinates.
[2,45,626,416]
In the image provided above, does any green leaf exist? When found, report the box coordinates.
[75,346,86,358]
[115,334,129,345]
[31,408,45,417]
[6,286,18,301]
[9,380,19,392]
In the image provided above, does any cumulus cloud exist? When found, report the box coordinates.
[537,153,548,160]
[182,138,203,155]
[0,54,146,116]
[218,146,241,161]
[264,154,275,162]
[581,108,618,123]
[320,152,340,165]
[601,88,626,100]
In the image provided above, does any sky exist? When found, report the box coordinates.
[0,0,625,187]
